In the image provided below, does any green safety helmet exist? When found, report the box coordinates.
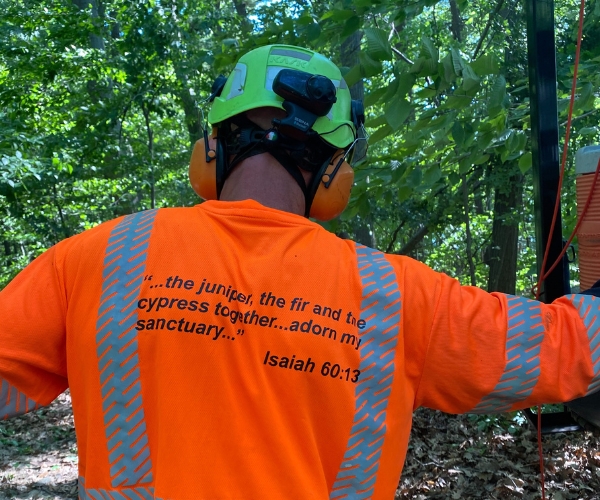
[207,45,356,149]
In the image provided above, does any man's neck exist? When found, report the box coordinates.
[218,154,308,216]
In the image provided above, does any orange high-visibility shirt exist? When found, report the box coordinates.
[1,200,600,499]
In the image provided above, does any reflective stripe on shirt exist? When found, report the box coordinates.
[78,476,161,500]
[0,377,38,419]
[566,294,600,395]
[330,244,402,499]
[471,295,545,413]
[95,210,157,487]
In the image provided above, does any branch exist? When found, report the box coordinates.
[472,0,505,60]
[52,183,70,239]
[462,173,477,285]
[391,46,414,65]
[391,47,434,88]
[449,0,464,42]
[385,220,407,253]
[560,108,600,127]
[142,104,155,210]
[231,0,252,31]
[392,167,484,257]
[397,225,429,256]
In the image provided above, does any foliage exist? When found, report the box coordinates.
[0,0,598,297]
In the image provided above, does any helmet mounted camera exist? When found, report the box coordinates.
[271,69,337,139]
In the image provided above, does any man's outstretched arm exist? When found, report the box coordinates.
[0,245,69,420]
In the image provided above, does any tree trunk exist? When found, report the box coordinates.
[231,0,252,32]
[487,169,523,293]
[72,0,105,50]
[463,174,477,286]
[449,0,464,43]
[487,7,526,294]
[340,32,375,247]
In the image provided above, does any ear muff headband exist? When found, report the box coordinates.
[190,131,354,221]
[189,128,220,201]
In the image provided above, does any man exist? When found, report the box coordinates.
[1,44,599,500]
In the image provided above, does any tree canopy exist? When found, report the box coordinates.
[1,0,598,294]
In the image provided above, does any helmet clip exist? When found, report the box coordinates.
[208,75,227,102]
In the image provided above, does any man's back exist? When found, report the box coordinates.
[3,199,600,499]
[2,200,403,498]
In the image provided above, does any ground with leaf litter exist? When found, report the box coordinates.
[1,393,599,499]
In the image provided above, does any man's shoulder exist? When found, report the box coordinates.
[53,207,185,256]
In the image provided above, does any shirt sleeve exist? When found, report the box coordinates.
[0,245,68,419]
[400,258,600,414]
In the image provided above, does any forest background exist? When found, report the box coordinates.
[1,0,600,294]
[2,0,600,497]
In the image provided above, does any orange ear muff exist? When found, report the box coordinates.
[309,151,354,221]
[189,130,218,200]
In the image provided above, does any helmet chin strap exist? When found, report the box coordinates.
[217,119,336,217]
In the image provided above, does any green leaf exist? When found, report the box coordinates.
[488,75,506,117]
[398,185,413,202]
[459,155,472,174]
[391,163,408,182]
[410,57,438,77]
[409,57,426,74]
[405,166,423,188]
[576,82,595,111]
[423,165,442,185]
[341,199,360,220]
[341,16,361,38]
[416,87,437,98]
[473,154,490,165]
[296,14,313,26]
[357,193,371,218]
[365,115,387,128]
[451,48,464,75]
[363,28,393,61]
[369,124,394,144]
[306,23,321,41]
[382,78,399,102]
[359,51,382,78]
[413,115,433,132]
[441,52,456,83]
[422,59,438,76]
[580,126,598,135]
[442,91,472,109]
[321,9,355,21]
[461,64,480,91]
[515,131,527,151]
[397,73,417,97]
[421,36,439,62]
[452,121,465,148]
[506,130,519,152]
[447,172,460,185]
[518,152,532,173]
[364,86,388,107]
[470,53,501,76]
[384,97,412,131]
[343,64,363,87]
